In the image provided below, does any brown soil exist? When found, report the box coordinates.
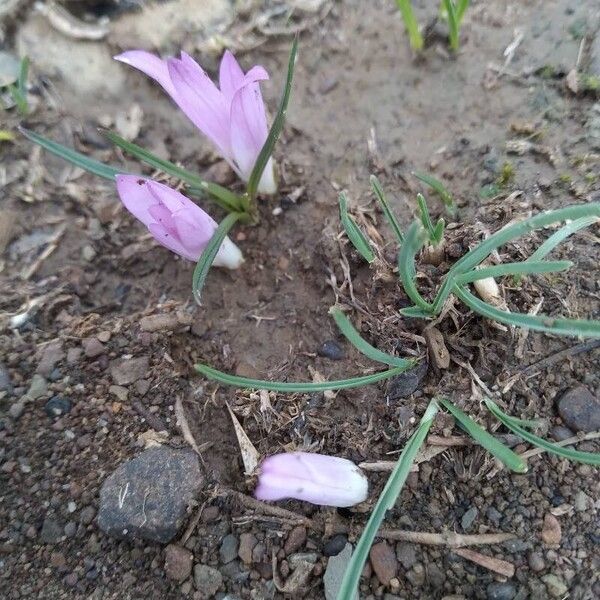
[1,1,599,599]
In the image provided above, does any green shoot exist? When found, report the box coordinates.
[246,37,298,204]
[195,363,409,392]
[370,175,404,244]
[395,0,424,52]
[20,127,126,180]
[416,193,445,245]
[329,307,415,369]
[440,0,470,52]
[339,192,376,263]
[485,400,600,466]
[336,400,438,600]
[413,171,455,213]
[454,260,573,284]
[397,222,432,312]
[8,56,29,115]
[439,399,527,472]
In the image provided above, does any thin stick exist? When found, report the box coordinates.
[230,490,315,527]
[518,431,600,460]
[453,547,515,578]
[378,529,516,547]
[520,339,600,376]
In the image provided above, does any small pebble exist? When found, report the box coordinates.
[317,340,345,360]
[323,534,348,557]
[486,581,516,600]
[220,534,239,564]
[44,396,71,417]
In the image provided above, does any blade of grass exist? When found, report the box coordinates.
[395,0,424,51]
[485,400,600,466]
[246,36,298,202]
[397,221,433,312]
[103,129,242,212]
[439,398,527,473]
[454,260,573,284]
[529,216,598,263]
[456,0,470,23]
[336,400,439,600]
[339,192,376,263]
[398,305,434,318]
[329,307,415,369]
[454,284,600,338]
[370,175,404,244]
[195,363,408,392]
[192,212,242,304]
[443,0,459,51]
[20,127,126,180]
[413,171,455,212]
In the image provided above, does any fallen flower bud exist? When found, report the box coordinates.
[255,452,369,507]
[115,175,243,269]
[114,49,276,195]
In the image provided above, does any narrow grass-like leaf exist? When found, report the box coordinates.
[485,400,600,466]
[339,192,376,263]
[454,285,600,338]
[413,171,455,211]
[448,203,600,277]
[9,56,29,115]
[529,216,598,263]
[395,0,424,51]
[192,212,242,304]
[397,221,433,312]
[456,0,470,23]
[195,363,407,392]
[416,193,444,245]
[370,175,404,244]
[455,261,573,285]
[399,305,433,318]
[246,37,298,202]
[103,129,242,212]
[443,0,459,50]
[439,398,527,473]
[329,307,415,369]
[20,127,125,180]
[336,400,439,600]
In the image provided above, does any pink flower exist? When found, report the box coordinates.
[116,175,242,268]
[255,452,369,507]
[114,49,276,195]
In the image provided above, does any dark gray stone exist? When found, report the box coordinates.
[461,506,478,531]
[324,543,357,600]
[395,542,417,569]
[487,582,517,600]
[0,362,13,394]
[98,445,202,543]
[110,355,149,386]
[193,564,222,596]
[40,517,63,544]
[386,359,428,400]
[557,386,600,432]
[323,534,347,557]
[220,533,239,564]
[317,340,345,360]
[44,396,71,418]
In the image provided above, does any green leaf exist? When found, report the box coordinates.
[192,212,242,304]
[528,216,598,263]
[443,0,459,50]
[456,0,470,23]
[454,284,600,338]
[485,400,600,466]
[20,127,125,180]
[336,400,439,600]
[399,305,433,318]
[103,129,243,213]
[370,175,404,244]
[195,363,408,392]
[397,221,433,312]
[413,172,455,212]
[246,36,298,202]
[416,193,445,245]
[439,398,527,473]
[395,0,424,51]
[329,307,415,369]
[339,192,376,263]
[454,260,573,285]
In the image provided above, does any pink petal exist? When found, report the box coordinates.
[230,81,269,180]
[172,214,214,257]
[114,51,176,97]
[254,452,368,508]
[148,203,178,236]
[167,56,232,160]
[147,222,194,261]
[219,50,245,100]
[115,175,156,226]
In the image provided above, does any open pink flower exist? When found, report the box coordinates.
[116,175,242,269]
[255,452,369,507]
[114,50,276,195]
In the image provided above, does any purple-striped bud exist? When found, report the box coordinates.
[255,452,369,508]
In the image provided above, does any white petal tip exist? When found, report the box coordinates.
[213,236,244,269]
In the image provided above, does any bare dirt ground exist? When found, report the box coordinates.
[1,1,599,599]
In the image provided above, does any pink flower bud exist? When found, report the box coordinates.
[255,452,369,508]
[115,175,242,268]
